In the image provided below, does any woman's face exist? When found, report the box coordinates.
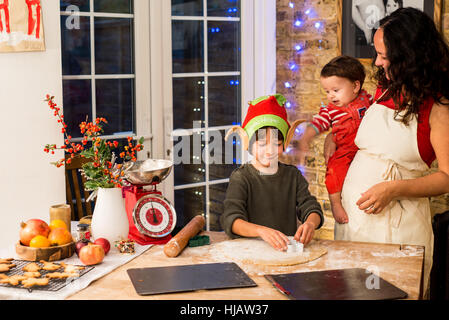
[385,0,400,15]
[374,28,391,80]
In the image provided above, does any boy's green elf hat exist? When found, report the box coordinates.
[225,94,305,150]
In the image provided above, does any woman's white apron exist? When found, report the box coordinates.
[336,101,434,294]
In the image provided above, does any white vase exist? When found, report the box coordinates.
[91,187,129,244]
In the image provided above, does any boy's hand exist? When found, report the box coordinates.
[294,212,321,245]
[294,222,315,245]
[256,226,289,251]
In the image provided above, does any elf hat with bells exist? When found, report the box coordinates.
[225,94,305,151]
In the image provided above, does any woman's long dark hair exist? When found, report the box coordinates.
[374,7,449,124]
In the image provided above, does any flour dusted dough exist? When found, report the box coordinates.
[212,238,327,266]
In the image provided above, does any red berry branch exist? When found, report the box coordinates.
[44,94,144,190]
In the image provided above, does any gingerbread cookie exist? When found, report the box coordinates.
[23,271,41,278]
[60,262,85,273]
[40,260,61,271]
[0,258,14,264]
[0,263,16,273]
[45,272,79,279]
[0,274,27,286]
[22,262,41,273]
[21,277,49,288]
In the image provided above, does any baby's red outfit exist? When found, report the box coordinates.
[310,90,373,194]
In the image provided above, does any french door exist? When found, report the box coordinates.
[151,0,276,231]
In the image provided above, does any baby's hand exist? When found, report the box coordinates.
[256,226,289,251]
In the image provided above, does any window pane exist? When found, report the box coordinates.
[95,18,133,74]
[208,21,240,72]
[172,20,204,74]
[174,187,205,230]
[209,183,228,231]
[94,0,133,14]
[207,0,240,17]
[173,132,205,185]
[208,130,241,181]
[62,80,92,139]
[61,16,91,76]
[208,76,240,127]
[96,79,134,136]
[60,0,90,12]
[172,0,203,16]
[173,77,204,130]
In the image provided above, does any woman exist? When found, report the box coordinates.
[333,8,449,296]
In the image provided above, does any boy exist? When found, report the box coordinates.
[298,56,372,224]
[221,94,324,251]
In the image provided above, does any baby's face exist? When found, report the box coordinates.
[320,76,360,107]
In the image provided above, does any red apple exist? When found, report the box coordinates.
[94,238,110,255]
[75,240,91,257]
[20,219,51,246]
[79,244,105,265]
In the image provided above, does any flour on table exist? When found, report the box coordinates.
[209,238,327,266]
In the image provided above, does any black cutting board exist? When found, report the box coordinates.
[127,262,257,296]
[265,268,408,300]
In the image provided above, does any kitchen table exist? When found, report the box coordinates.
[66,231,424,300]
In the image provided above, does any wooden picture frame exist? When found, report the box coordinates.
[337,0,442,62]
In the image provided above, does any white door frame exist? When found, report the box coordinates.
[147,0,276,215]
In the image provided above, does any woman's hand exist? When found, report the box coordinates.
[323,133,336,164]
[256,226,289,251]
[356,181,396,214]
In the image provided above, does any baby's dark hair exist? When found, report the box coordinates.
[248,126,284,154]
[320,55,366,90]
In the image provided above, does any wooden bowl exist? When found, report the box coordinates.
[15,242,76,261]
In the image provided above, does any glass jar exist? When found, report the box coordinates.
[76,223,91,241]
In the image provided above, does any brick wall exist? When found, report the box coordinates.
[276,0,449,240]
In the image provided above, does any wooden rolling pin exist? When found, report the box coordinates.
[163,215,206,257]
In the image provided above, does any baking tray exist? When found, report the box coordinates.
[127,262,257,295]
[265,268,408,300]
[0,259,94,292]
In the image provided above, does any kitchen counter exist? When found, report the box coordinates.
[67,231,424,300]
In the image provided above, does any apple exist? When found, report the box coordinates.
[94,238,110,255]
[75,240,91,257]
[20,219,51,246]
[79,244,105,265]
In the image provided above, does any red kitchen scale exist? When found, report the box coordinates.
[122,159,177,245]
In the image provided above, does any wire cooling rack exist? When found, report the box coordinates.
[0,259,94,292]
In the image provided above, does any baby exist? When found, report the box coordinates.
[298,56,372,224]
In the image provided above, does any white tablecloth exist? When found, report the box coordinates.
[0,222,153,300]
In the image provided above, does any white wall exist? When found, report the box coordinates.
[0,1,65,249]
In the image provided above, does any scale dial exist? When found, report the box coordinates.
[132,194,176,238]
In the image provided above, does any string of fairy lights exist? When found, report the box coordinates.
[283,1,324,105]
[282,1,325,156]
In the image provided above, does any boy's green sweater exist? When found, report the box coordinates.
[221,162,324,238]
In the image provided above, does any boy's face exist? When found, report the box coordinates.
[251,128,283,168]
[320,76,360,107]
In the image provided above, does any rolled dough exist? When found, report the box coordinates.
[211,238,327,266]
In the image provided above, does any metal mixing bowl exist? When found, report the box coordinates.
[123,159,173,185]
